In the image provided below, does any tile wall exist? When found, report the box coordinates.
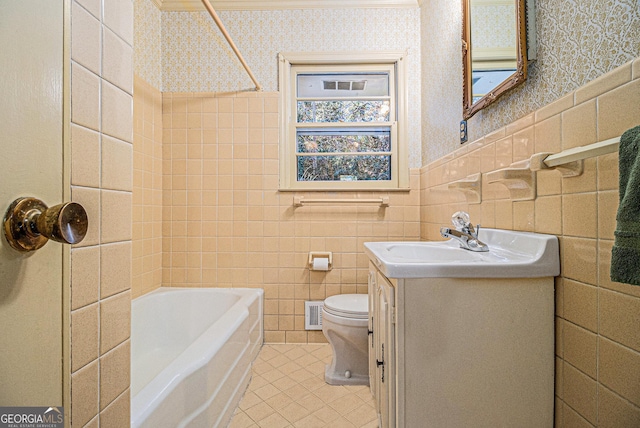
[161,90,421,343]
[420,58,640,427]
[132,76,163,298]
[69,0,133,425]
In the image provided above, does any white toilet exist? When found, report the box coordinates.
[322,294,369,385]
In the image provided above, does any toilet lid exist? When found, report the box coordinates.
[323,294,368,319]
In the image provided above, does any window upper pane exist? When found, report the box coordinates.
[297,73,389,98]
[297,100,390,123]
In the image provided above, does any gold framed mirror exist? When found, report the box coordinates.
[462,0,528,119]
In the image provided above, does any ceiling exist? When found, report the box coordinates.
[153,0,421,12]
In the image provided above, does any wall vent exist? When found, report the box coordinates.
[305,301,324,330]
[322,80,367,91]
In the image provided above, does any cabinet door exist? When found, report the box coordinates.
[367,267,377,400]
[376,272,396,428]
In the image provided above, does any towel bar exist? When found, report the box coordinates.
[543,136,620,168]
[293,196,390,207]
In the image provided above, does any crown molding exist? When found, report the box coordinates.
[155,0,419,12]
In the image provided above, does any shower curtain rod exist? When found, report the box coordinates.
[200,0,263,91]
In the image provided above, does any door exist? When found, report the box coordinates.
[0,0,65,406]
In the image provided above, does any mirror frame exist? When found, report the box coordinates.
[462,0,528,119]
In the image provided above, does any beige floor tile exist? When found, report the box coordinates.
[254,383,281,401]
[256,412,290,428]
[253,361,275,375]
[261,367,286,383]
[299,375,326,391]
[330,417,359,428]
[280,360,303,373]
[294,353,320,366]
[264,392,293,411]
[328,392,366,415]
[283,346,308,360]
[271,375,297,391]
[245,402,275,423]
[312,405,342,424]
[360,419,379,428]
[268,354,291,368]
[230,344,378,428]
[282,383,310,399]
[229,410,257,428]
[313,383,350,402]
[293,414,326,428]
[289,367,315,382]
[296,393,325,413]
[278,402,309,424]
[248,375,269,391]
[239,391,262,411]
[344,403,378,426]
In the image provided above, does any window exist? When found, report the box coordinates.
[278,52,409,191]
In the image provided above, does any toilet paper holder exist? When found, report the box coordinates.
[308,251,332,271]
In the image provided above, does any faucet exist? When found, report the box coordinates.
[440,211,489,252]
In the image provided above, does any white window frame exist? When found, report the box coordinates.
[278,51,409,191]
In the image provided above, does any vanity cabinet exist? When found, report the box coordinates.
[367,261,554,428]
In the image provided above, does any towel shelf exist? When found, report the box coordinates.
[448,173,482,204]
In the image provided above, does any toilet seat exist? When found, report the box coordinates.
[323,294,368,319]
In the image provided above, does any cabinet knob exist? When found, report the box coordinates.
[3,197,88,252]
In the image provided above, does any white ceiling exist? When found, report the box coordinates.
[154,0,421,12]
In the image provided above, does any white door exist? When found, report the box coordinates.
[0,0,65,406]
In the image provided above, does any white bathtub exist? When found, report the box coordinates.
[131,287,263,428]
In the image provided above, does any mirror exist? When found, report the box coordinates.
[462,0,528,119]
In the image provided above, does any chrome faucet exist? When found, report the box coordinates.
[440,211,489,252]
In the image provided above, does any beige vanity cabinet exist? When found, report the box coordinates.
[367,262,554,428]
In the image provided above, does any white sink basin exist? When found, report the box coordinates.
[364,228,559,278]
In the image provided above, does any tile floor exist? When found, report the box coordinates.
[229,344,378,428]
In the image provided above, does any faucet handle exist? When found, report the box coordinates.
[451,211,470,230]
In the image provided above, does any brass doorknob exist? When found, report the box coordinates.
[3,197,88,252]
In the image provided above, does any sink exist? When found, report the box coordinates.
[364,228,559,278]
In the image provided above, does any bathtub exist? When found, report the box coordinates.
[131,287,263,428]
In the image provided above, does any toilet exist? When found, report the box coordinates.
[322,294,369,385]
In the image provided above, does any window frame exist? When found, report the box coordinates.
[278,51,409,191]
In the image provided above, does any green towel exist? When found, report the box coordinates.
[611,125,640,286]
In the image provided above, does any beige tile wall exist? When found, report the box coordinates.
[132,76,163,298]
[69,0,133,425]
[420,58,640,427]
[161,91,421,343]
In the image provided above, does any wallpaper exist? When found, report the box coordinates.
[420,0,463,165]
[421,0,640,164]
[471,2,516,50]
[160,8,423,167]
[134,0,162,89]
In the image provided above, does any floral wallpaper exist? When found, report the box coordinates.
[421,0,640,164]
[420,0,463,165]
[134,0,162,89]
[471,1,516,50]
[160,8,422,167]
